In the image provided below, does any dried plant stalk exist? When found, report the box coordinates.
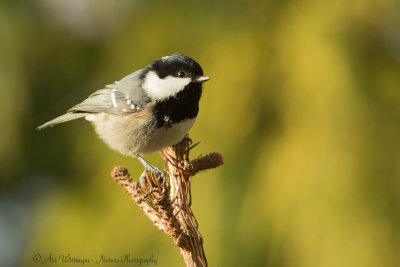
[111,137,223,267]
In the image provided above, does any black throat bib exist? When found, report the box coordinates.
[153,83,202,128]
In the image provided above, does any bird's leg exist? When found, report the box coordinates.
[135,154,165,187]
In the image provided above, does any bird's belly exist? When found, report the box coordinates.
[91,113,195,156]
[139,118,196,155]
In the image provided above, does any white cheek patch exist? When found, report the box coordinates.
[142,71,191,100]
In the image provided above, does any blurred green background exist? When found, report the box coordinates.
[1,0,400,266]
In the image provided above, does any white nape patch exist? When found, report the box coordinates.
[142,71,191,100]
[85,114,96,121]
[111,89,117,107]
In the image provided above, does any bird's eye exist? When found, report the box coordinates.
[178,71,186,78]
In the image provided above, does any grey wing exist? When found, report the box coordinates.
[69,69,151,115]
[37,70,152,130]
[106,69,151,108]
[67,88,127,114]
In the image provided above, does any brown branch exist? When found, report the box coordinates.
[111,137,223,267]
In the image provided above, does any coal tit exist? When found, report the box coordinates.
[37,53,210,176]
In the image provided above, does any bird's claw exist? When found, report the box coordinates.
[147,165,165,179]
[139,166,165,188]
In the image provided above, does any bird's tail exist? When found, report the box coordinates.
[36,112,87,130]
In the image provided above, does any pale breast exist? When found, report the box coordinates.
[139,118,196,155]
[89,113,195,156]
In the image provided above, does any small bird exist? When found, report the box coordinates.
[37,53,210,178]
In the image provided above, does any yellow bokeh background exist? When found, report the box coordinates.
[0,0,400,266]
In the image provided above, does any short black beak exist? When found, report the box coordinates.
[194,76,211,83]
